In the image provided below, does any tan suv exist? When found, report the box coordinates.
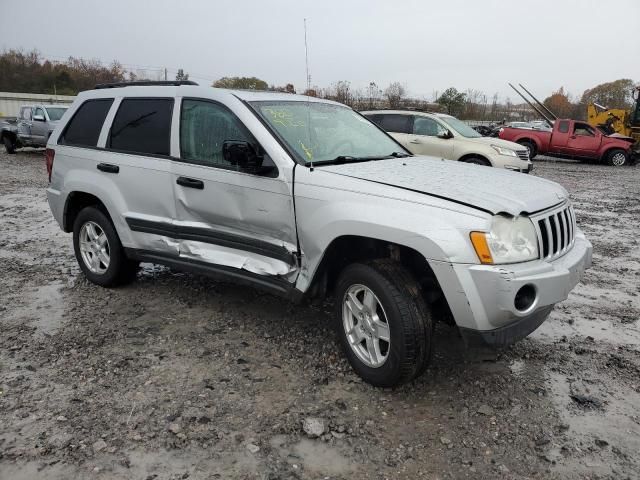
[363,110,532,173]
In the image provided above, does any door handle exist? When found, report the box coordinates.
[409,139,421,144]
[570,135,576,139]
[176,176,204,190]
[97,163,119,174]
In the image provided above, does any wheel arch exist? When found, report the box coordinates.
[63,191,113,233]
[306,235,455,324]
[457,153,492,165]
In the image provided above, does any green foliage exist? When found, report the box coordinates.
[580,79,635,109]
[437,87,466,115]
[212,76,268,90]
[0,49,126,95]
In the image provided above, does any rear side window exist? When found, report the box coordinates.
[60,99,113,147]
[558,120,569,133]
[108,98,173,156]
[364,114,383,126]
[379,114,412,134]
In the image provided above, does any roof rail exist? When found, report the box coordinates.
[94,80,199,89]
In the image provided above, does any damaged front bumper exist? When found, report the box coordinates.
[442,231,592,348]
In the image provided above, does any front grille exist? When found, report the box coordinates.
[516,150,529,161]
[533,204,576,261]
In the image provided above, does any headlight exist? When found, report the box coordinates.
[470,215,539,264]
[491,145,517,157]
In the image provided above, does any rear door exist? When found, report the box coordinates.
[549,120,571,154]
[566,122,601,158]
[377,114,413,149]
[170,97,299,281]
[97,97,178,254]
[407,116,454,158]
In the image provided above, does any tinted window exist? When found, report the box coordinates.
[109,98,173,156]
[34,107,45,118]
[558,121,569,133]
[413,116,442,136]
[180,99,253,167]
[379,114,412,134]
[61,99,113,147]
[364,114,383,126]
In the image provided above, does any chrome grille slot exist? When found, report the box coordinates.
[516,150,529,161]
[533,203,576,261]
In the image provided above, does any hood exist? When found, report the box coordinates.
[463,135,527,151]
[320,156,568,216]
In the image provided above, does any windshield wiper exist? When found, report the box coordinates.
[315,152,412,166]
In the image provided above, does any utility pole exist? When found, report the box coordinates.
[304,19,311,93]
[164,68,167,81]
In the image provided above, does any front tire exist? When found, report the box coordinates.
[334,259,433,387]
[3,136,16,154]
[606,149,629,167]
[461,156,491,167]
[73,206,137,287]
[518,140,537,159]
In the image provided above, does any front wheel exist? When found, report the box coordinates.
[3,136,16,154]
[334,259,433,387]
[461,156,491,167]
[606,149,629,167]
[73,206,138,287]
[518,140,537,159]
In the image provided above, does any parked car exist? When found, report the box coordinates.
[1,104,69,153]
[499,118,635,165]
[362,110,532,172]
[46,81,592,387]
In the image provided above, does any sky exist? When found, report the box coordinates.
[1,0,639,102]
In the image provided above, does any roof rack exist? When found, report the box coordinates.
[94,80,199,89]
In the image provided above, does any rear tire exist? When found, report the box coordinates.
[334,259,433,387]
[73,206,138,287]
[518,140,537,159]
[606,149,629,167]
[3,136,16,154]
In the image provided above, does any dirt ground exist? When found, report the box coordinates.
[1,150,639,480]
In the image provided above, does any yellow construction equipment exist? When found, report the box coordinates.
[587,86,640,147]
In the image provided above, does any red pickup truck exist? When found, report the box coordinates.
[499,119,635,166]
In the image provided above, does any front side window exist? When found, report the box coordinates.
[34,107,45,118]
[251,101,406,165]
[45,107,68,121]
[413,116,445,136]
[573,122,595,137]
[180,99,253,167]
[60,98,113,147]
[108,98,173,156]
[438,116,482,138]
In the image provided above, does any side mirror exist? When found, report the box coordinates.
[33,115,45,122]
[223,140,268,174]
[437,130,453,139]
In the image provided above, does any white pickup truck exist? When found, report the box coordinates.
[1,104,69,153]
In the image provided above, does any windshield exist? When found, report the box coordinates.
[44,107,68,121]
[250,101,407,164]
[439,116,482,138]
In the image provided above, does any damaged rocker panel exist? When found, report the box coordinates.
[125,217,297,265]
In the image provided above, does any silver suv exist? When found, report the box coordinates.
[46,81,592,387]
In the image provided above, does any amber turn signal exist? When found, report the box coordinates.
[470,232,493,264]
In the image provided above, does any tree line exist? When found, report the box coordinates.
[0,49,635,121]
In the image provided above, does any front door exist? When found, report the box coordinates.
[407,116,455,159]
[171,98,299,281]
[31,106,48,145]
[567,122,601,157]
[17,107,32,143]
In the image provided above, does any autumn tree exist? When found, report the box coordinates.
[384,82,405,109]
[580,79,635,109]
[543,87,574,118]
[212,76,268,90]
[437,87,466,115]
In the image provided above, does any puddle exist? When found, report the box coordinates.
[546,370,640,477]
[270,434,354,475]
[5,282,67,336]
[532,314,640,347]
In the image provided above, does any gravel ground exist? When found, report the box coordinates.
[0,150,639,480]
